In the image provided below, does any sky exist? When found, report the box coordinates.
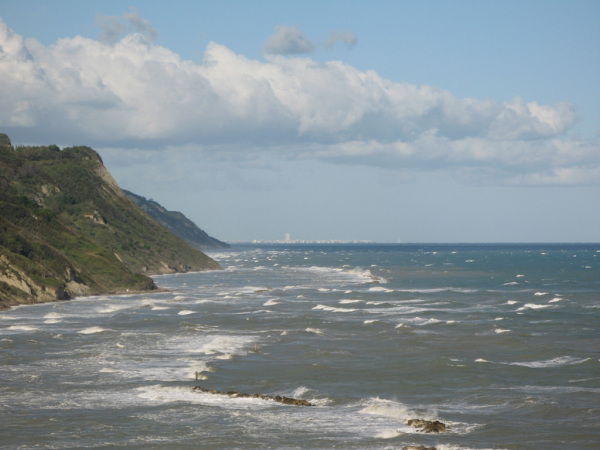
[1,0,599,243]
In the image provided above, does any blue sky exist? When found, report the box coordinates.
[1,0,599,242]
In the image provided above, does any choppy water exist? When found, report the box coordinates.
[1,243,599,449]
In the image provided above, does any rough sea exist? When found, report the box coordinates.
[1,243,599,449]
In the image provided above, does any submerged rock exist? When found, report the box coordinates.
[407,419,447,433]
[193,386,313,406]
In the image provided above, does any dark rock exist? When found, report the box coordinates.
[193,386,313,406]
[407,419,447,433]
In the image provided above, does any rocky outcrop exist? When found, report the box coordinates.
[193,386,313,406]
[407,419,447,433]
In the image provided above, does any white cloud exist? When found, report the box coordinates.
[0,16,598,185]
[96,7,158,45]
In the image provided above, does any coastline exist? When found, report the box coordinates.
[0,285,177,312]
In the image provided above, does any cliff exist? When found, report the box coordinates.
[0,134,220,309]
[123,190,229,251]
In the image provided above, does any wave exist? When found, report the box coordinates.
[263,299,280,306]
[300,265,387,284]
[305,328,324,335]
[6,325,38,332]
[396,317,443,327]
[396,287,477,293]
[43,312,63,319]
[178,310,196,315]
[516,303,552,311]
[359,397,415,421]
[368,286,394,293]
[494,328,512,334]
[364,319,387,325]
[475,356,591,369]
[509,356,591,368]
[313,304,357,313]
[98,305,131,313]
[78,326,109,334]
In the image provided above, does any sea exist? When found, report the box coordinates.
[1,243,599,449]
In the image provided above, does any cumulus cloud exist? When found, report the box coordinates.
[263,25,315,55]
[0,16,598,185]
[96,7,158,45]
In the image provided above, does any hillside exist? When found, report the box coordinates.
[0,134,220,309]
[124,190,229,251]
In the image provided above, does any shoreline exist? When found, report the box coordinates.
[0,285,176,312]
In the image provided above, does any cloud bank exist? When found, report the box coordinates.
[0,16,598,185]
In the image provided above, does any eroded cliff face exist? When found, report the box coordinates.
[0,255,71,305]
[0,134,220,309]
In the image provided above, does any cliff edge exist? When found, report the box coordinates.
[0,134,220,309]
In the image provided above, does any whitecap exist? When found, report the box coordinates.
[339,299,362,304]
[397,317,442,327]
[368,286,393,293]
[151,306,169,311]
[305,328,324,335]
[475,358,492,363]
[503,281,519,285]
[6,325,38,332]
[506,300,518,305]
[263,299,280,306]
[494,328,511,334]
[359,398,414,421]
[516,274,525,277]
[375,429,403,439]
[364,319,386,325]
[534,292,548,296]
[178,310,196,315]
[516,303,552,311]
[78,326,108,334]
[509,356,590,368]
[548,297,563,303]
[98,305,129,313]
[313,304,357,313]
[44,312,63,319]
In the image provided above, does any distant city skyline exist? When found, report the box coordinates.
[1,1,599,242]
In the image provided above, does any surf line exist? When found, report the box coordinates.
[192,386,313,406]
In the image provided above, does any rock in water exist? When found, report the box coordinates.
[407,419,447,433]
[193,386,313,406]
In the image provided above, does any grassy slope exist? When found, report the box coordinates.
[0,135,220,309]
[123,190,230,251]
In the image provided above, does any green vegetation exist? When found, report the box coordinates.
[0,133,220,309]
[124,190,229,251]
